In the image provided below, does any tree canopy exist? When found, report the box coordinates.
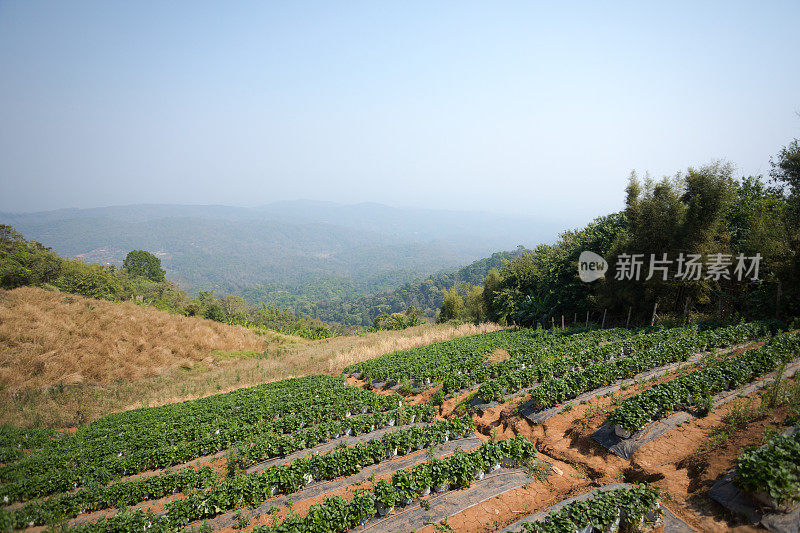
[122,250,166,282]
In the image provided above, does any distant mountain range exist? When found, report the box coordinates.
[0,201,558,308]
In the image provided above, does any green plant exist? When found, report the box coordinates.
[607,332,799,433]
[521,485,660,532]
[524,461,553,483]
[349,490,375,524]
[736,431,800,508]
[428,457,449,489]
[411,462,433,495]
[373,479,396,510]
[433,518,455,532]
[391,469,416,504]
[447,450,477,489]
[430,388,445,406]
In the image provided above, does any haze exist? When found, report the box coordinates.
[1,1,798,226]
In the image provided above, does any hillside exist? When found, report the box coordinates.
[0,202,557,306]
[1,321,794,533]
[0,286,270,391]
[281,248,531,326]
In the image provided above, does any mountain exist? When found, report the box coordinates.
[0,202,557,305]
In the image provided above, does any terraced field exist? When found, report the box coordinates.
[1,321,798,532]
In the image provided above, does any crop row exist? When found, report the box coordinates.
[735,429,800,510]
[523,321,775,415]
[0,426,59,464]
[228,404,437,472]
[0,397,404,503]
[0,376,404,502]
[606,332,800,434]
[163,417,476,528]
[0,405,435,528]
[0,466,217,529]
[1,417,470,529]
[53,436,537,533]
[251,436,537,533]
[473,325,705,404]
[0,425,57,450]
[347,326,637,394]
[520,484,661,532]
[346,327,611,386]
[441,327,637,394]
[75,376,354,450]
[3,376,358,476]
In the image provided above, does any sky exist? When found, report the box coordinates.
[1,1,799,226]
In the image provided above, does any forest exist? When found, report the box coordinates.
[460,139,799,327]
[0,230,336,339]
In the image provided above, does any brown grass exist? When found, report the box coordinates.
[487,348,511,364]
[0,287,268,391]
[0,288,503,428]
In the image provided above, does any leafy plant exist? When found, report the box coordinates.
[373,479,396,509]
[736,431,800,507]
[607,332,798,433]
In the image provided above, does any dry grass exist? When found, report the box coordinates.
[487,348,511,364]
[0,289,503,428]
[0,287,269,391]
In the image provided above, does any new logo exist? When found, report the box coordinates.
[578,251,608,282]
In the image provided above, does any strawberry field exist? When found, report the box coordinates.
[1,320,798,532]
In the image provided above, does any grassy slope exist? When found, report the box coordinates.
[0,287,273,390]
[0,286,501,428]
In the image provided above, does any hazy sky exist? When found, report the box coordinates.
[1,1,798,226]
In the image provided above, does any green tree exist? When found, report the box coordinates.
[482,268,502,322]
[0,225,63,289]
[219,295,251,325]
[464,284,484,322]
[437,287,465,323]
[53,261,123,300]
[122,250,166,282]
[769,138,800,315]
[491,213,626,326]
[602,164,737,314]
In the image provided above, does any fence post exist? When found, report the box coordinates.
[561,315,565,330]
[585,310,589,328]
[601,309,607,329]
[626,306,632,329]
[650,302,658,326]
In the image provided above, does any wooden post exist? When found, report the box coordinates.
[626,306,632,329]
[560,315,564,330]
[601,309,607,329]
[650,302,658,326]
[683,297,691,324]
[551,316,555,329]
[585,310,589,328]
